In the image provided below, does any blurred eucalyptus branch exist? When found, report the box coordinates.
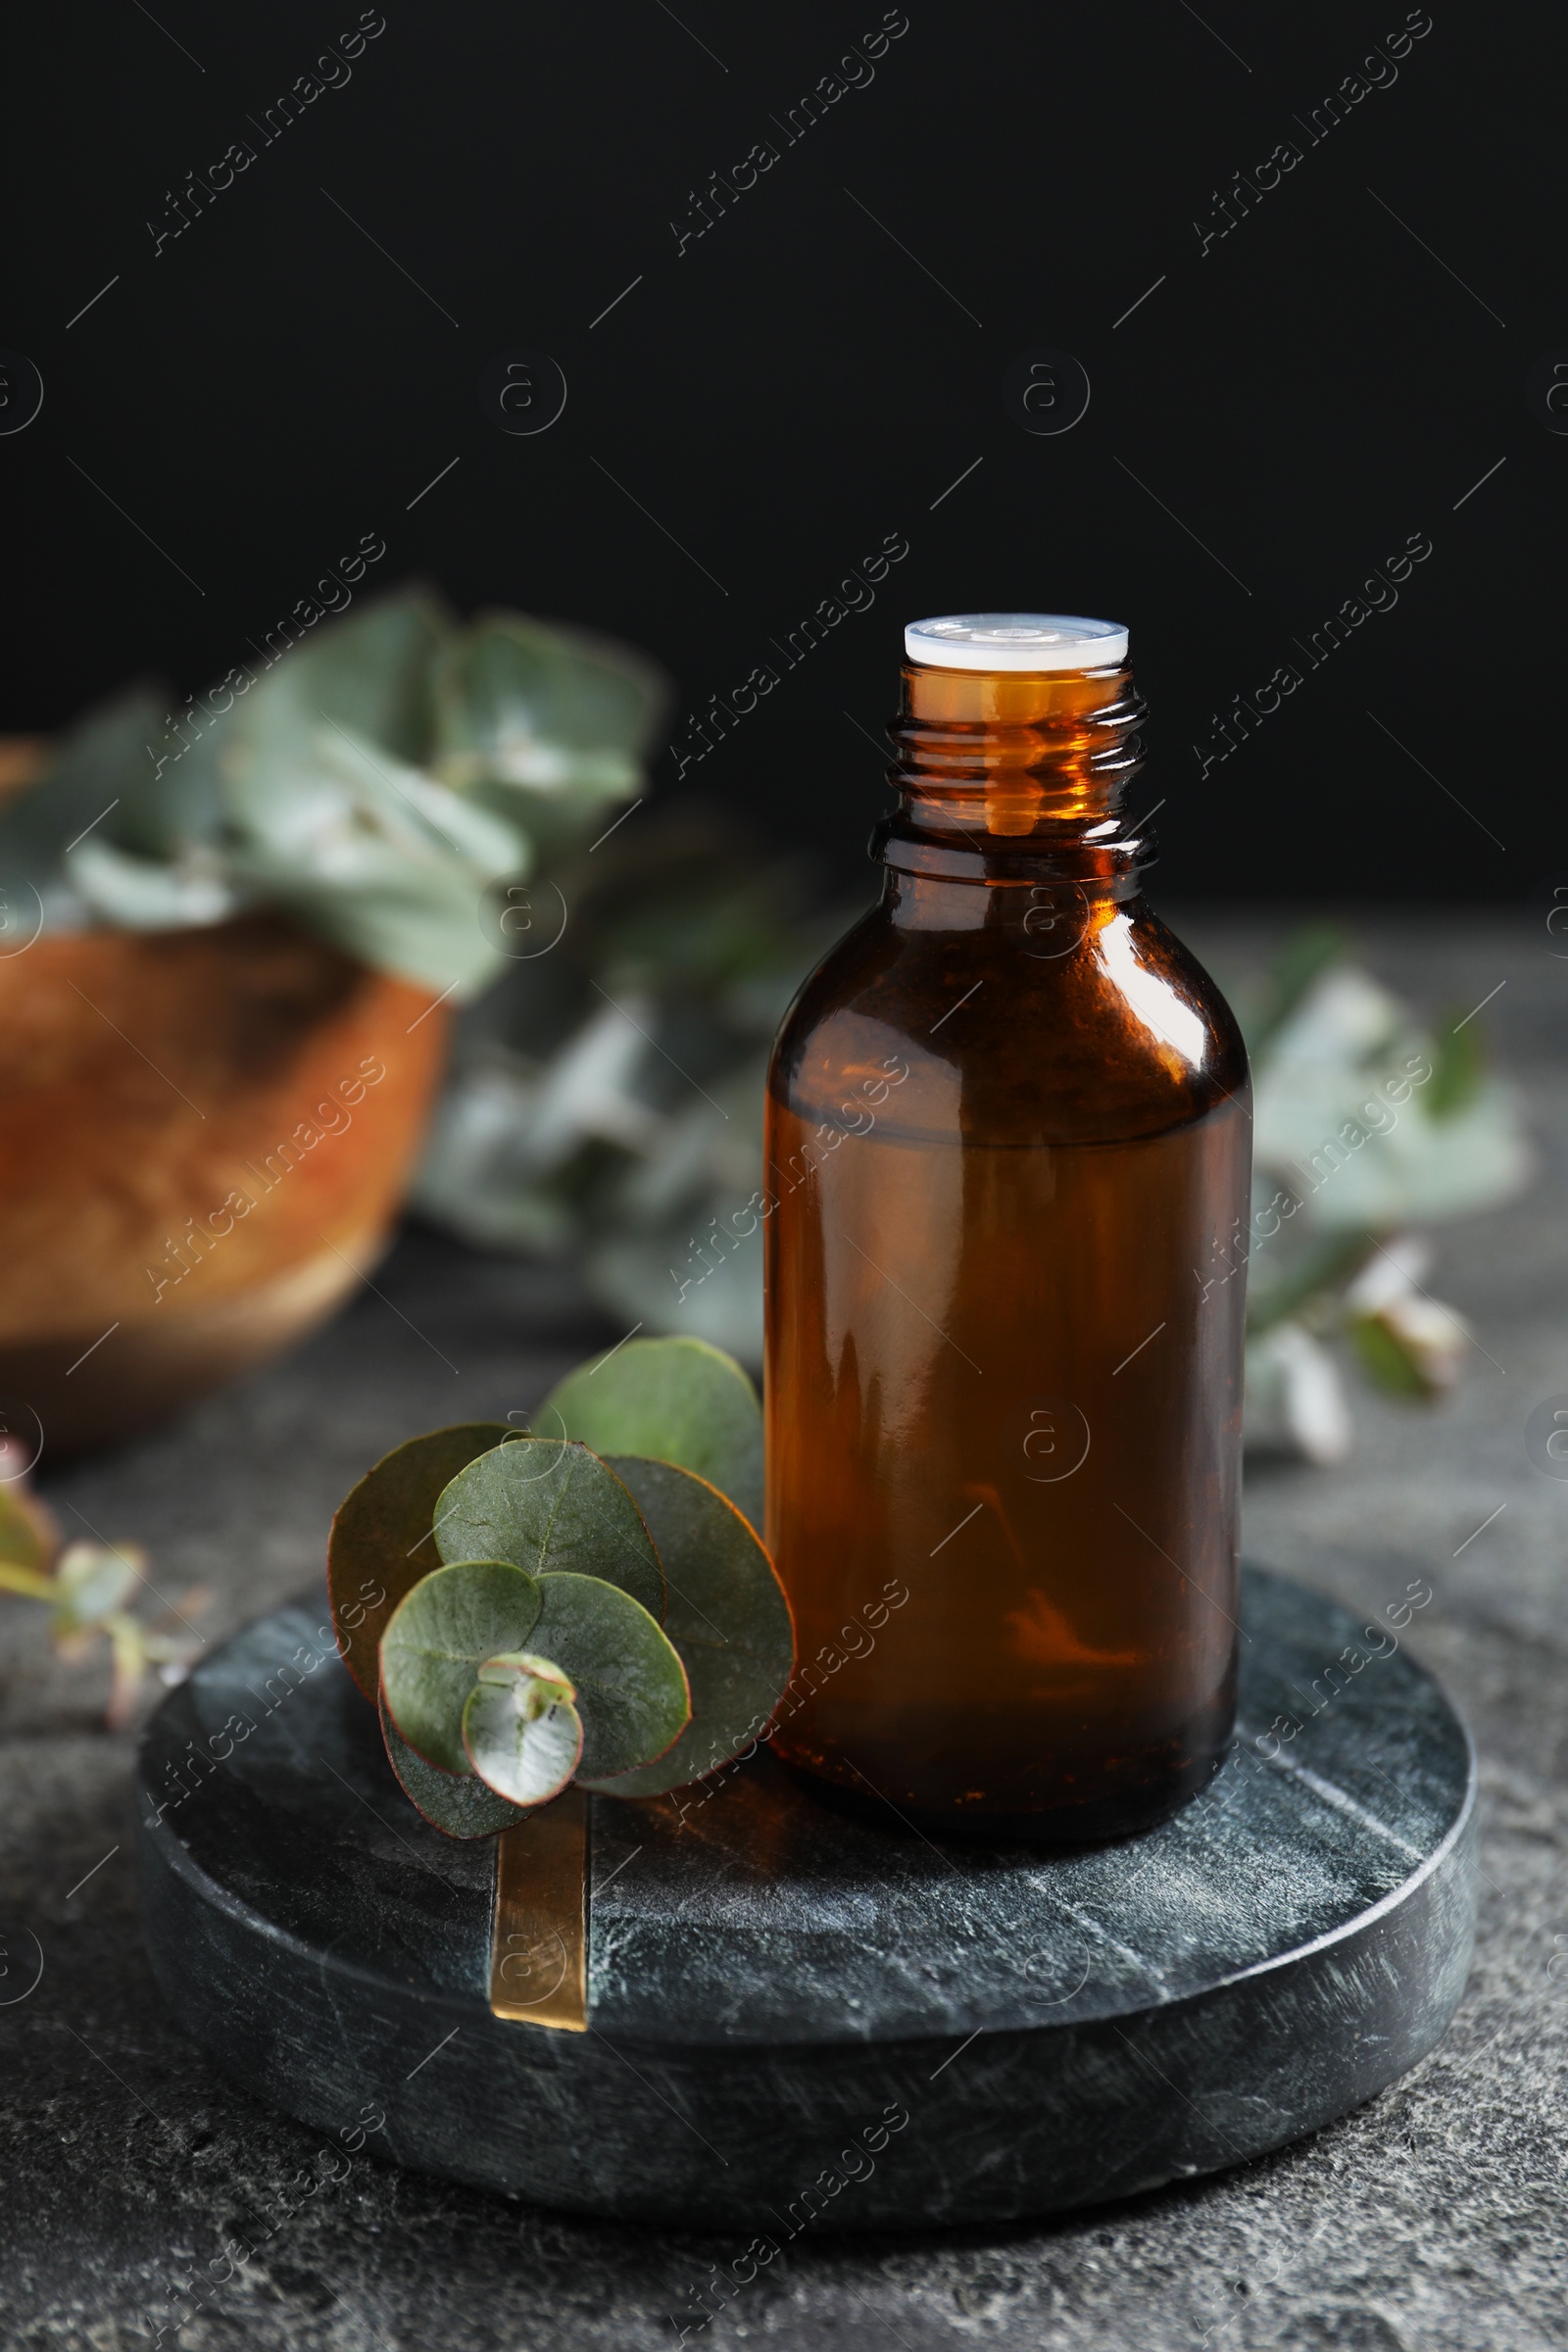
[1238,927,1533,1462]
[415,808,849,1360]
[0,1448,206,1727]
[0,587,669,999]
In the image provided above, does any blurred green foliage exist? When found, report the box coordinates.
[0,590,669,997]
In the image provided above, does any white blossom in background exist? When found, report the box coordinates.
[1341,1236,1473,1397]
[1242,1323,1354,1465]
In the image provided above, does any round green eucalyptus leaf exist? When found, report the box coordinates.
[380,1559,543,1774]
[463,1657,584,1805]
[429,610,670,817]
[583,1457,795,1799]
[432,1438,663,1620]
[541,1337,763,1534]
[527,1572,690,1780]
[228,585,454,772]
[327,1423,514,1702]
[378,1686,530,1839]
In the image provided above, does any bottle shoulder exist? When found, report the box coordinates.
[768,896,1250,1147]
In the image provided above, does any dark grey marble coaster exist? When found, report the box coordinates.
[137,1564,1476,2230]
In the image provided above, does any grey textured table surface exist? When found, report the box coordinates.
[2,913,1563,2350]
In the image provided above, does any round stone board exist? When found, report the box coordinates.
[138,1564,1477,2230]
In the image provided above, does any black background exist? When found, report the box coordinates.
[1,0,1556,903]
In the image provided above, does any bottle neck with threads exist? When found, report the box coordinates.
[873,614,1150,911]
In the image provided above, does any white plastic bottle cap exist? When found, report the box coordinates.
[904,612,1129,672]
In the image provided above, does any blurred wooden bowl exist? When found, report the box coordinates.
[0,747,451,1454]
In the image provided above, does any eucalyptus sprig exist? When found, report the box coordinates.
[326,1338,792,1837]
[0,590,670,1000]
[0,1465,206,1727]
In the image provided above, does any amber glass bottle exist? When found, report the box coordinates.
[764,613,1250,1843]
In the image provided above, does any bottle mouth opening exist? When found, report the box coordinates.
[905,612,1129,673]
